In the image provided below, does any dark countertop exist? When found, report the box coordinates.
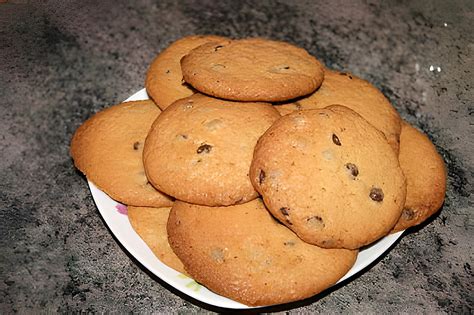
[1,0,472,313]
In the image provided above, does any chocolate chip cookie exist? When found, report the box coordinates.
[128,206,185,274]
[167,199,357,306]
[180,38,325,102]
[250,105,406,249]
[392,122,447,232]
[275,70,402,154]
[146,35,226,110]
[143,94,280,206]
[70,100,173,207]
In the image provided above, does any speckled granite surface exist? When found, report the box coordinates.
[0,0,472,313]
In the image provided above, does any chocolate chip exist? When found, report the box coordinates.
[214,45,223,51]
[133,141,140,150]
[345,163,359,177]
[369,187,384,202]
[332,134,341,146]
[258,170,266,185]
[280,207,293,225]
[402,208,415,220]
[306,216,325,229]
[196,143,212,154]
[339,72,353,79]
[269,64,293,74]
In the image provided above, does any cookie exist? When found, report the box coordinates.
[392,122,447,232]
[167,199,357,306]
[275,70,402,154]
[70,100,173,207]
[145,35,226,110]
[180,38,325,102]
[128,206,185,274]
[143,93,280,206]
[250,105,406,249]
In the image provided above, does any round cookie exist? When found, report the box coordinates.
[275,70,402,154]
[392,122,447,232]
[180,38,325,102]
[167,199,358,306]
[145,35,226,110]
[128,206,185,274]
[250,105,406,249]
[143,93,281,206]
[70,100,173,207]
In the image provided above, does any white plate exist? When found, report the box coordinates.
[88,88,404,309]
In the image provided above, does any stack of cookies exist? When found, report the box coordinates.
[70,35,447,306]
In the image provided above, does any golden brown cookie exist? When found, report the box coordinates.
[275,70,402,153]
[167,199,358,306]
[70,100,173,207]
[250,105,406,249]
[145,35,226,110]
[143,93,280,206]
[128,206,185,274]
[392,122,447,232]
[180,38,325,102]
